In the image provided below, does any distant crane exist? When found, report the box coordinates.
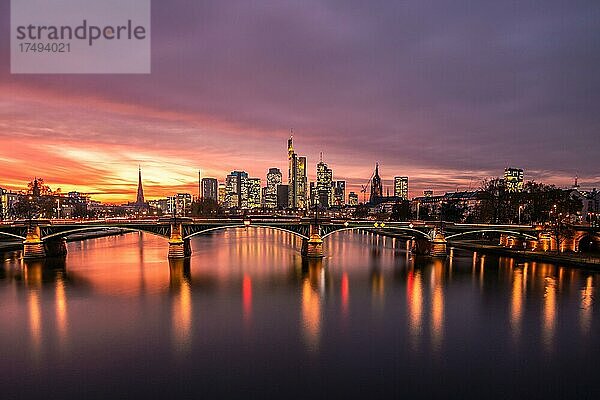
[360,168,376,204]
[360,185,368,203]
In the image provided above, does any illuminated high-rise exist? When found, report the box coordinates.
[504,168,524,193]
[265,168,282,209]
[316,158,333,207]
[247,178,261,209]
[287,136,307,209]
[225,171,248,209]
[218,183,226,206]
[167,193,192,216]
[394,176,409,200]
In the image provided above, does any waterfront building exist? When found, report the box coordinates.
[167,193,192,216]
[0,188,18,220]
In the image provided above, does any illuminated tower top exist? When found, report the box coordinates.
[136,165,145,205]
[288,134,294,160]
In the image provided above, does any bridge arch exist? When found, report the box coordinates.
[41,226,170,241]
[321,226,433,240]
[445,229,537,241]
[577,233,600,253]
[184,224,310,240]
[0,231,26,241]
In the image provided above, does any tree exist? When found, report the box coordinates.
[191,198,222,217]
[12,195,41,220]
[417,204,433,221]
[476,178,518,223]
[548,210,575,252]
[353,204,370,219]
[27,178,53,197]
[441,200,467,223]
[390,200,411,221]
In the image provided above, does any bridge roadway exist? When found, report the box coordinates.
[0,217,551,260]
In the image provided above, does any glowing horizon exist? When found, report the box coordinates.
[1,1,599,202]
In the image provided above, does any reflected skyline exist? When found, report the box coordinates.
[1,230,599,398]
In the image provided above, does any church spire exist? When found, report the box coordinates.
[136,165,145,206]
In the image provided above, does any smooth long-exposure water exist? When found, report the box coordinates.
[0,229,598,399]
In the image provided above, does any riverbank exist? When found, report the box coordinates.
[449,240,600,269]
[368,228,600,269]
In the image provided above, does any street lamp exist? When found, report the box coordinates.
[518,204,524,225]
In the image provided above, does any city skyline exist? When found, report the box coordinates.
[1,1,599,202]
[0,142,588,206]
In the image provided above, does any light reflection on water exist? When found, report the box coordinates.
[0,229,598,399]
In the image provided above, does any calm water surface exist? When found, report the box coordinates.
[0,230,598,399]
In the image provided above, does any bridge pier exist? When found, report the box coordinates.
[411,238,431,255]
[168,223,191,259]
[301,224,324,258]
[44,239,68,257]
[411,232,447,257]
[23,225,45,259]
[430,232,447,257]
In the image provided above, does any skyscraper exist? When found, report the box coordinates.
[277,184,289,209]
[504,168,524,193]
[218,183,226,206]
[136,166,145,206]
[316,157,333,207]
[369,163,383,204]
[247,178,261,209]
[265,168,282,209]
[394,176,409,200]
[348,191,359,206]
[201,178,218,201]
[333,181,346,206]
[225,171,248,209]
[287,136,307,209]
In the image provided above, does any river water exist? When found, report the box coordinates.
[0,230,598,399]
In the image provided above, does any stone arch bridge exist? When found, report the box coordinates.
[0,218,585,260]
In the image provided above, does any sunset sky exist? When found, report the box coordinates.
[1,1,599,203]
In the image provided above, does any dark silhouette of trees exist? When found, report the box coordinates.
[441,200,467,223]
[191,198,222,217]
[390,200,411,221]
[353,204,370,219]
[475,179,582,224]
